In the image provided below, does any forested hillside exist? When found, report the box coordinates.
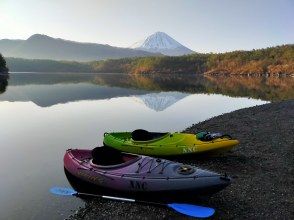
[91,44,294,75]
[5,44,294,75]
[204,45,294,75]
[6,58,92,73]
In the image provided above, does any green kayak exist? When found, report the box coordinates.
[103,129,239,156]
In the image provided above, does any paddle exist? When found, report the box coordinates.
[50,187,215,218]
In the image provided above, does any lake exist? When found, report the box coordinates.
[0,72,293,219]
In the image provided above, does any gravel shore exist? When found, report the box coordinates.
[70,100,294,219]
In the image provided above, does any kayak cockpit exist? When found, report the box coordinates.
[131,129,168,141]
[91,146,141,168]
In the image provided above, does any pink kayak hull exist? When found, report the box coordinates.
[64,149,231,194]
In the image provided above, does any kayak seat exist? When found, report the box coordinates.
[91,146,124,166]
[131,129,167,141]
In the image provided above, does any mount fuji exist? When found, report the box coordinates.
[130,32,194,56]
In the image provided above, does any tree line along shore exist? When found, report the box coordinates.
[2,44,294,75]
[0,53,8,73]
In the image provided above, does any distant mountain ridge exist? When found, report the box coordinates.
[131,32,194,56]
[0,34,159,61]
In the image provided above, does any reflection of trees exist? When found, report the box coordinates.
[204,75,294,101]
[7,73,97,86]
[4,73,293,101]
[93,74,209,93]
[93,74,294,101]
[0,74,9,94]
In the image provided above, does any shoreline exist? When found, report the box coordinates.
[70,100,294,219]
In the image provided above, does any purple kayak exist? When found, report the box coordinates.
[64,147,231,195]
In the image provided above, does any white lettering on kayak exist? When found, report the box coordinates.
[182,146,197,153]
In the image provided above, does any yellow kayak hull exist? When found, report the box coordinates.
[103,132,239,156]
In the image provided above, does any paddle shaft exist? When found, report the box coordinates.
[50,187,215,218]
[76,192,164,207]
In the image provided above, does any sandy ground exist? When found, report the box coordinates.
[70,100,294,219]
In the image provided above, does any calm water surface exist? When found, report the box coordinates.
[1,72,292,219]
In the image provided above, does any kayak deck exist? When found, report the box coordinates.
[64,148,231,195]
[103,131,239,156]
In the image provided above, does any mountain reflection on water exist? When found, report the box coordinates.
[0,73,293,108]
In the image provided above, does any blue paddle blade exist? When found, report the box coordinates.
[168,203,215,218]
[50,187,77,196]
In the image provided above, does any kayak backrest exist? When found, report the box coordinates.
[131,129,168,141]
[132,129,152,141]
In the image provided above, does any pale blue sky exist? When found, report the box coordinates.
[0,0,293,52]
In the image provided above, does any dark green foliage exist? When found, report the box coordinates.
[0,53,8,73]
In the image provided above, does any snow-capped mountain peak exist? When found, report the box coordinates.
[139,32,182,50]
[130,32,194,56]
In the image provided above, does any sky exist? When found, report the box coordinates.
[0,0,293,52]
